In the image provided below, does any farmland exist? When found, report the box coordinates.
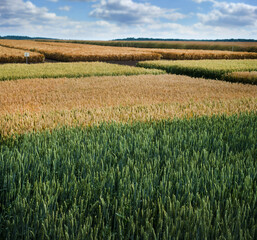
[60,40,257,52]
[138,59,257,84]
[0,62,164,81]
[1,74,256,137]
[226,71,257,84]
[1,40,257,63]
[1,115,257,239]
[142,48,257,60]
[0,45,44,63]
[0,40,161,62]
[0,41,257,240]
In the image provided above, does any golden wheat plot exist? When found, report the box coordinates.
[225,71,257,84]
[1,40,257,62]
[78,40,257,51]
[40,40,257,53]
[143,48,257,60]
[0,40,161,61]
[0,45,44,63]
[154,41,257,48]
[50,40,257,59]
[0,74,256,137]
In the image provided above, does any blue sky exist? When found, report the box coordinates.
[0,0,256,40]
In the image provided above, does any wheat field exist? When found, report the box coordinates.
[225,71,257,83]
[0,40,161,61]
[65,40,257,52]
[0,62,164,81]
[1,74,256,137]
[1,41,257,239]
[0,45,44,63]
[1,40,257,63]
[143,48,257,60]
[138,59,257,83]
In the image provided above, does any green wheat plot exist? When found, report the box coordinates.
[0,114,256,239]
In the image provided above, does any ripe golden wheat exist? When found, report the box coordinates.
[1,40,257,62]
[0,45,44,63]
[225,71,257,84]
[144,48,257,60]
[0,40,161,61]
[1,74,256,137]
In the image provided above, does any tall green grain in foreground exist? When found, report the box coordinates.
[0,114,256,239]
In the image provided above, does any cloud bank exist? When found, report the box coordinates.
[196,0,257,28]
[90,0,185,25]
[0,0,256,39]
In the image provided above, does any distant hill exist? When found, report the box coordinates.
[0,35,57,40]
[113,38,257,42]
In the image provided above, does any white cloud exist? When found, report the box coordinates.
[59,6,71,11]
[48,0,59,2]
[0,0,123,39]
[0,0,66,27]
[195,0,257,28]
[67,0,96,1]
[0,0,256,40]
[90,0,185,25]
[193,22,257,39]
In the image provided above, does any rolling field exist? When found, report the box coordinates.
[226,71,257,84]
[1,115,256,239]
[0,74,256,137]
[0,48,257,239]
[0,45,44,63]
[60,40,257,52]
[1,40,257,63]
[0,62,164,81]
[143,48,257,60]
[0,40,161,62]
[138,59,257,84]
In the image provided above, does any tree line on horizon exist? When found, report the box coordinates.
[0,36,257,42]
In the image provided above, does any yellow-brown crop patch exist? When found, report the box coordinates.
[0,40,161,61]
[1,74,256,137]
[1,40,257,62]
[0,45,44,63]
[225,71,257,84]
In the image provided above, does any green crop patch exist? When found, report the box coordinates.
[138,59,257,84]
[0,114,257,239]
[0,62,164,81]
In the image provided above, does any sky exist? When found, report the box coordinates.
[0,0,257,40]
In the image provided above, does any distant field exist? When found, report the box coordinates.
[0,62,164,81]
[1,40,257,63]
[58,40,257,52]
[0,40,161,62]
[138,59,257,84]
[0,45,44,63]
[142,48,257,60]
[1,74,256,137]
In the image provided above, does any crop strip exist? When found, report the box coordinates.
[0,62,164,81]
[0,45,44,63]
[0,114,257,239]
[137,59,257,84]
